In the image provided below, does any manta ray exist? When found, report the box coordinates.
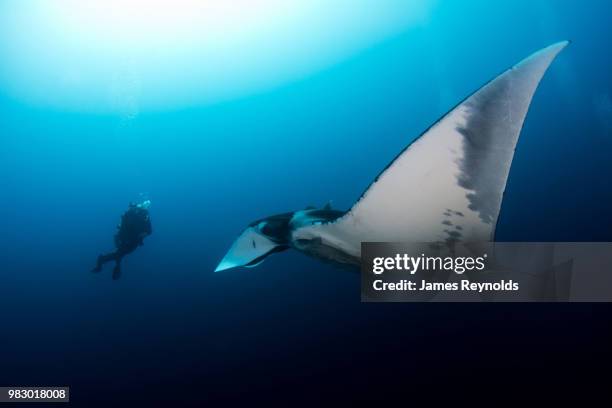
[215,41,569,272]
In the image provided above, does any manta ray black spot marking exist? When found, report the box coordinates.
[446,230,462,239]
[454,211,465,217]
[455,225,463,231]
[445,237,460,246]
[442,220,453,226]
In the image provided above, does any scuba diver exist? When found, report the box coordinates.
[92,200,152,280]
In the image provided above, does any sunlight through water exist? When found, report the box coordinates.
[0,0,435,114]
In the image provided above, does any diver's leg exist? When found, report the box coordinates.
[92,252,117,273]
[112,256,123,280]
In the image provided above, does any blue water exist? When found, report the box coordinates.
[1,1,611,405]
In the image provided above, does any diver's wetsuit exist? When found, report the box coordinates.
[92,204,152,280]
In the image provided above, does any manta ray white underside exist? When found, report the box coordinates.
[292,41,569,259]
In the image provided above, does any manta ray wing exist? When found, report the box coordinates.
[293,42,569,259]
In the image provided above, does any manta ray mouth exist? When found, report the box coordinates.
[244,246,289,268]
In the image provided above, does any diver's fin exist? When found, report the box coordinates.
[92,254,103,273]
[294,42,569,258]
[112,263,122,280]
